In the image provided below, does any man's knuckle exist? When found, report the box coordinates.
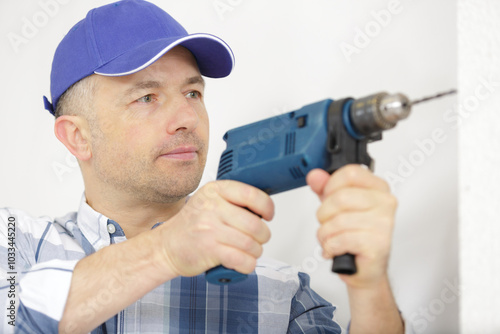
[317,225,331,245]
[388,194,398,208]
[245,215,262,234]
[380,178,391,192]
[332,189,349,207]
[378,214,394,230]
[334,214,350,229]
[204,181,221,197]
[241,184,259,203]
[225,251,246,269]
[254,244,263,258]
[344,164,361,179]
[262,226,271,243]
[240,235,255,251]
[316,207,326,222]
[382,194,398,210]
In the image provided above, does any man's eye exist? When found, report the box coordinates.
[137,94,154,103]
[186,91,201,99]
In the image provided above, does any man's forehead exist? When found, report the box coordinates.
[95,61,201,93]
[121,76,204,96]
[142,46,200,72]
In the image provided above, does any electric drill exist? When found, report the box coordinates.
[205,89,456,285]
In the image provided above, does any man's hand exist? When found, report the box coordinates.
[306,164,397,288]
[306,165,404,333]
[157,180,275,278]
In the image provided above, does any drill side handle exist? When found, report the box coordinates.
[326,98,375,173]
[325,99,379,275]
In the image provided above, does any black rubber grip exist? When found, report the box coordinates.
[332,253,357,275]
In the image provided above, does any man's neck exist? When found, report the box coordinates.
[85,188,186,239]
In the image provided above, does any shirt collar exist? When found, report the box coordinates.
[76,193,113,252]
[75,194,166,252]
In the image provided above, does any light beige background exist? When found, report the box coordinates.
[0,0,458,332]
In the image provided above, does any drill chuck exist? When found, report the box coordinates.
[347,92,411,137]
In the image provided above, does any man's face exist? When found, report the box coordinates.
[89,46,209,203]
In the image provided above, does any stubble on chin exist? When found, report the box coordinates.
[92,133,208,204]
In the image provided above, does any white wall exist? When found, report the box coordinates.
[458,1,500,333]
[0,0,457,332]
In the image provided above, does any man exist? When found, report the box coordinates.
[0,0,408,333]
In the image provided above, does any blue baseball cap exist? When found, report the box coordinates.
[43,0,235,115]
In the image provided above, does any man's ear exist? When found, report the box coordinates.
[54,115,92,161]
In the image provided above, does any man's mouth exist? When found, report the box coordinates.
[159,146,198,160]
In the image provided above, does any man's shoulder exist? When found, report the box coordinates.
[0,207,76,227]
[0,207,49,220]
[0,207,51,232]
[0,207,78,241]
[0,208,84,268]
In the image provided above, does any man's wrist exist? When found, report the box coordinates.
[140,226,181,284]
[347,275,404,334]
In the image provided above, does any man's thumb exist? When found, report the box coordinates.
[306,168,330,200]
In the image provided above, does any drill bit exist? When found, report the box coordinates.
[343,89,458,137]
[410,89,457,106]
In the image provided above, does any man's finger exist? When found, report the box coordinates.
[209,180,275,221]
[219,201,272,244]
[213,243,259,275]
[316,211,375,245]
[306,168,331,200]
[317,187,397,224]
[322,165,390,197]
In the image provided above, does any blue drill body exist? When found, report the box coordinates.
[205,91,414,285]
[216,99,333,195]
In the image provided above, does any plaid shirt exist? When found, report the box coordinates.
[0,195,344,333]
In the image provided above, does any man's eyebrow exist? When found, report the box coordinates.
[123,80,162,98]
[122,76,205,100]
[186,76,205,87]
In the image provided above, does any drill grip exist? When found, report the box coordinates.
[332,253,357,275]
[205,207,260,285]
[205,266,247,285]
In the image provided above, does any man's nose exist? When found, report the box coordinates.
[165,96,200,134]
